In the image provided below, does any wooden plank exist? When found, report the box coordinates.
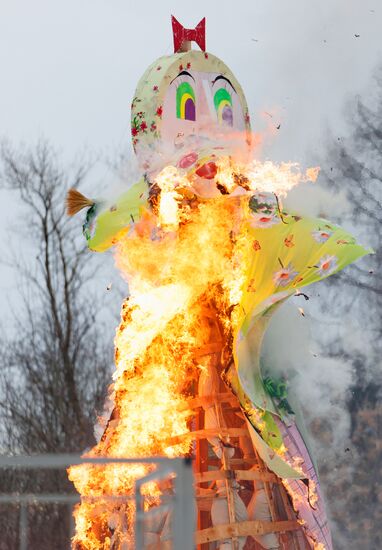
[144,541,172,550]
[195,520,301,544]
[252,444,278,531]
[183,393,238,411]
[194,470,277,484]
[276,482,308,550]
[194,406,209,550]
[166,427,249,446]
[216,401,240,550]
[207,457,259,467]
[197,498,213,512]
[196,488,217,497]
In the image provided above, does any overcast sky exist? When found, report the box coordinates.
[0,0,381,312]
[1,1,382,159]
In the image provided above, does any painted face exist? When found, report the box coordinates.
[131,50,251,174]
[161,69,247,149]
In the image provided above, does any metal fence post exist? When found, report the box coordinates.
[19,503,27,550]
[172,458,195,550]
[68,503,75,541]
[0,454,196,550]
[134,479,144,550]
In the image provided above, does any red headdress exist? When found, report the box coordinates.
[171,15,206,53]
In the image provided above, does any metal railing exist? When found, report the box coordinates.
[0,454,195,550]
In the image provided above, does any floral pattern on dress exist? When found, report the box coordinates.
[253,240,261,251]
[284,234,294,248]
[248,194,281,228]
[273,263,298,287]
[336,237,355,245]
[312,229,333,243]
[316,254,338,277]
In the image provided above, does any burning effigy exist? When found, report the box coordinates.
[67,16,370,550]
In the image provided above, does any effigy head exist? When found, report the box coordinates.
[131,16,252,176]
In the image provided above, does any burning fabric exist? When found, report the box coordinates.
[67,16,370,550]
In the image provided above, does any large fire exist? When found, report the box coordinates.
[68,157,318,549]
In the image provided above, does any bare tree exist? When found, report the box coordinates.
[0,141,111,549]
[316,65,382,550]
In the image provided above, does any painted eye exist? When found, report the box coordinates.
[214,88,233,126]
[176,81,196,121]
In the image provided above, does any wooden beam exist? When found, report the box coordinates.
[145,540,172,550]
[194,404,209,550]
[207,457,259,466]
[195,520,301,544]
[194,470,277,484]
[183,393,238,410]
[165,427,249,446]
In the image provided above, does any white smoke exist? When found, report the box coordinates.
[262,177,363,456]
[284,180,350,219]
[261,302,354,457]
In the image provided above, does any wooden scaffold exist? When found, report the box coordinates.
[96,298,314,549]
[186,302,311,550]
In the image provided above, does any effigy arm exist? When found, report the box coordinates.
[83,178,149,252]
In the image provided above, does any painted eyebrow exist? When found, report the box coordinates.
[170,70,195,84]
[212,75,236,93]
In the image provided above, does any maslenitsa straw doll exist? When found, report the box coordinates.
[67,16,370,550]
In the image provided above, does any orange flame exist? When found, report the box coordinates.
[68,157,318,548]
